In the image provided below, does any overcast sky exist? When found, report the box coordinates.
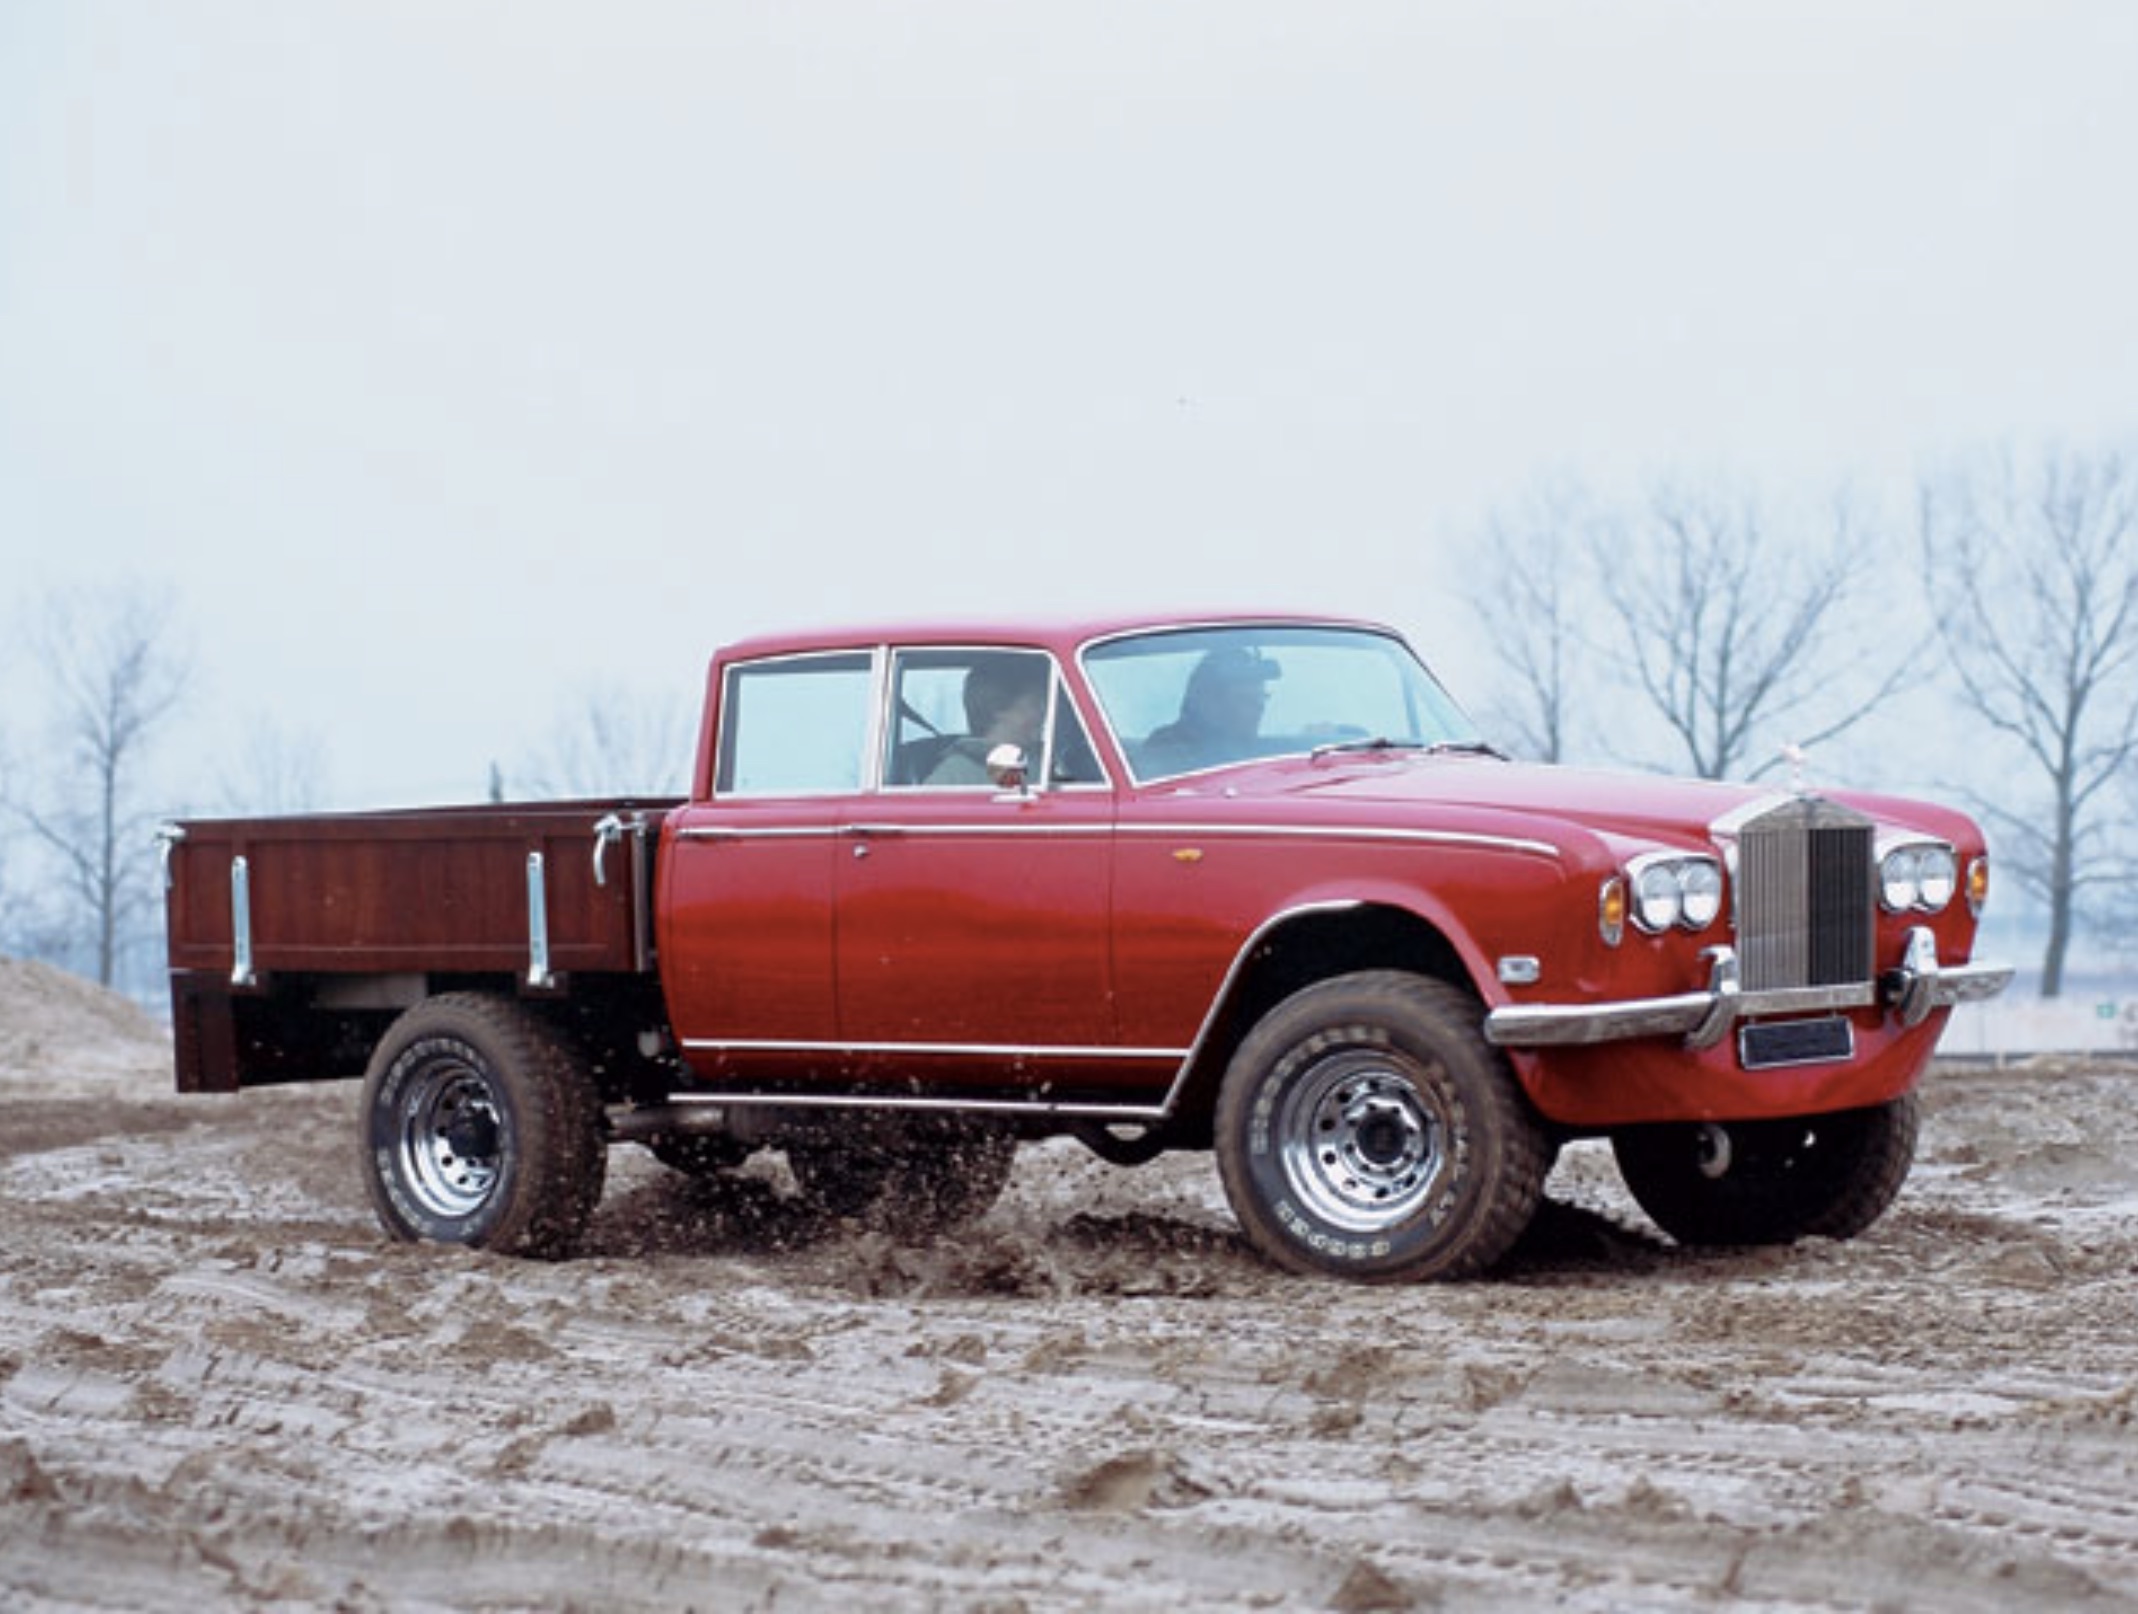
[3,2,2134,809]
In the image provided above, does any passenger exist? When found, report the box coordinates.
[1139,646,1278,775]
[925,657,1050,786]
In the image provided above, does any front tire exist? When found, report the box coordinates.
[1610,1093,1919,1248]
[359,993,607,1257]
[1214,971,1548,1281]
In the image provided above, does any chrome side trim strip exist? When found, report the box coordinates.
[654,1091,1172,1122]
[676,821,1559,857]
[681,1037,1185,1061]
[843,822,1110,841]
[675,824,841,842]
[1120,823,1561,859]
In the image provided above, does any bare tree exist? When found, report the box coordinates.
[514,685,693,800]
[216,716,329,814]
[1464,478,1595,763]
[1596,481,1912,781]
[1919,444,2138,998]
[6,585,191,987]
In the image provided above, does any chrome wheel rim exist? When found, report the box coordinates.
[393,1045,504,1219]
[1277,1048,1450,1233]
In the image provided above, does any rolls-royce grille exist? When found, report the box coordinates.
[1734,799,1875,993]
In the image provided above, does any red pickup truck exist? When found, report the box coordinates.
[162,613,2010,1281]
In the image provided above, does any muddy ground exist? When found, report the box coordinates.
[4,956,2136,1612]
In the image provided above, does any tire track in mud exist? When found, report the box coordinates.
[6,1064,2138,1610]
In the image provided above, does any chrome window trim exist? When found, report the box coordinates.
[1075,618,1468,787]
[713,646,882,799]
[876,642,1116,795]
[861,643,890,790]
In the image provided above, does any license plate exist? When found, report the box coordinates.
[1739,1016,1855,1071]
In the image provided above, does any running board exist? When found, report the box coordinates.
[609,1089,1170,1144]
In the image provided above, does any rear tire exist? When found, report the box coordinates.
[359,993,607,1258]
[1610,1093,1919,1248]
[1214,971,1548,1281]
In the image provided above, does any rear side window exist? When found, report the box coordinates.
[715,652,874,795]
[883,648,1106,790]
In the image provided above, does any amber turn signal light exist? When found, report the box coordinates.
[1966,855,1991,917]
[1598,875,1627,946]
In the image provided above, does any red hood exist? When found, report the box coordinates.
[1165,752,1975,851]
[1301,756,1760,832]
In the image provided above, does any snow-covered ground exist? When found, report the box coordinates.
[4,955,2136,1611]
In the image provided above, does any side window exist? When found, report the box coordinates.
[884,649,1107,790]
[715,653,874,795]
[1048,691,1105,786]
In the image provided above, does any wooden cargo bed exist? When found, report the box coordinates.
[163,800,676,1091]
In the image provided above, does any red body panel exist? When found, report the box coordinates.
[646,615,1995,1131]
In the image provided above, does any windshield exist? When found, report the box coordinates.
[1083,624,1481,783]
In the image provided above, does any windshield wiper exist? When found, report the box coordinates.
[1423,739,1509,760]
[1309,736,1509,763]
[1309,736,1420,761]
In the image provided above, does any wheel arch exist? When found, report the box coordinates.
[1161,900,1484,1146]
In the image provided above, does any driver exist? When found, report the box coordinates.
[925,657,1050,785]
[1139,646,1278,775]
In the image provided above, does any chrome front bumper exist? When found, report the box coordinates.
[1482,928,2014,1054]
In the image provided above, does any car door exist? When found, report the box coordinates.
[834,647,1119,1067]
[659,649,875,1069]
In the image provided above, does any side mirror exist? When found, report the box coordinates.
[985,743,1031,795]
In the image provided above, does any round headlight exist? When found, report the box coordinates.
[1882,840,1958,913]
[1631,862,1683,933]
[1880,845,1923,913]
[1915,845,1957,912]
[1679,859,1724,929]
